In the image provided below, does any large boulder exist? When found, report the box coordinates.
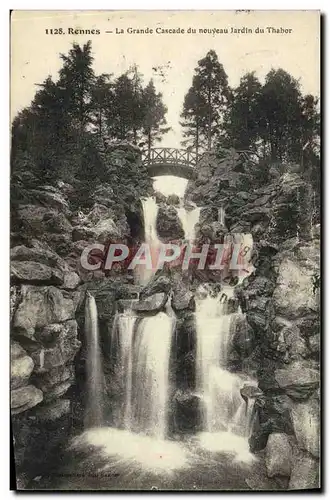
[140,274,172,298]
[11,241,81,290]
[132,292,167,314]
[11,342,34,389]
[32,399,71,422]
[31,321,81,372]
[265,433,292,478]
[13,286,80,338]
[11,385,43,414]
[289,450,319,490]
[171,281,195,313]
[72,203,129,244]
[156,206,185,241]
[273,252,319,320]
[275,362,319,400]
[11,261,63,285]
[291,399,320,458]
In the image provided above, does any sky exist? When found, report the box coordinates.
[11,10,320,195]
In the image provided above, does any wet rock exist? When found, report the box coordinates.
[11,261,64,285]
[156,205,185,241]
[172,389,201,433]
[275,362,319,400]
[240,384,263,402]
[132,292,167,313]
[227,297,240,314]
[289,450,320,490]
[154,191,167,204]
[33,399,71,422]
[172,283,195,313]
[250,394,294,453]
[140,275,171,298]
[232,314,254,357]
[291,400,320,458]
[167,194,180,206]
[11,385,43,414]
[13,286,79,338]
[11,342,34,390]
[265,433,292,478]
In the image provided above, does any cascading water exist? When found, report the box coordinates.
[111,306,175,440]
[111,309,137,429]
[176,205,201,242]
[136,197,161,285]
[218,206,226,226]
[84,292,104,428]
[195,289,256,459]
[131,310,175,439]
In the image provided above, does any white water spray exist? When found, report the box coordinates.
[176,205,201,242]
[195,291,257,460]
[84,292,103,428]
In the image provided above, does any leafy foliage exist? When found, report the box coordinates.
[11,41,169,199]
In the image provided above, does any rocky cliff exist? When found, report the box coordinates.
[10,143,152,487]
[186,149,320,489]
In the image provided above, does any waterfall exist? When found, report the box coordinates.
[136,197,161,284]
[131,311,175,439]
[142,197,159,247]
[111,310,137,429]
[111,308,175,440]
[218,206,225,226]
[195,292,256,451]
[84,292,103,428]
[176,206,201,241]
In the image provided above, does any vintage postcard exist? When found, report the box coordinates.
[10,10,320,491]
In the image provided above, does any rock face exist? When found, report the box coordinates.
[185,154,322,490]
[13,286,79,339]
[265,433,292,478]
[156,205,185,241]
[132,292,168,313]
[11,385,43,414]
[289,451,319,490]
[11,343,34,390]
[291,399,320,458]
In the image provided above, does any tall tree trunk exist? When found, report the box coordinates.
[207,86,212,151]
[196,121,199,157]
[147,128,151,161]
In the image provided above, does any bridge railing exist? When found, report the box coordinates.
[141,148,198,167]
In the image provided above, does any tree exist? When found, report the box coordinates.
[58,41,95,137]
[141,79,170,155]
[90,73,113,140]
[110,74,137,141]
[181,50,231,151]
[224,72,262,151]
[127,64,145,144]
[180,75,205,155]
[257,69,302,161]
